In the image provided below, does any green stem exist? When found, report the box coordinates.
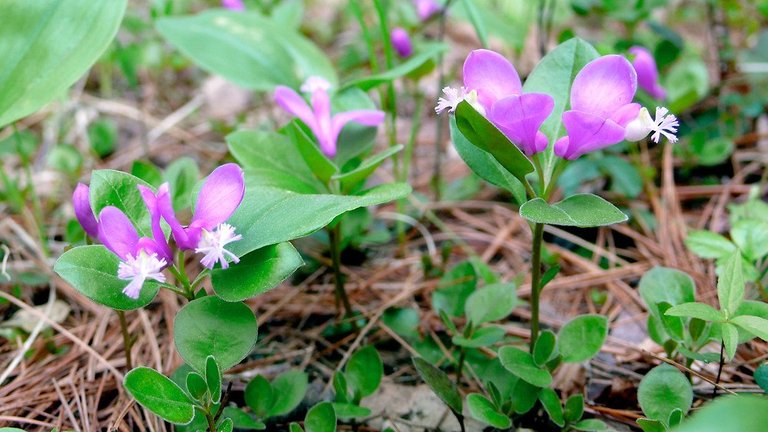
[530,223,544,353]
[168,253,194,301]
[117,310,133,370]
[713,340,725,398]
[205,410,217,432]
[455,348,467,387]
[328,223,353,318]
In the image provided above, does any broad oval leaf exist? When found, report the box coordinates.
[498,346,552,387]
[304,402,336,432]
[211,243,303,302]
[637,364,693,423]
[685,230,736,259]
[156,10,335,90]
[124,367,195,425]
[174,296,258,372]
[0,0,127,127]
[329,403,371,420]
[533,330,557,366]
[244,375,273,418]
[54,245,160,310]
[345,345,382,399]
[206,356,222,404]
[520,194,627,227]
[639,267,697,321]
[464,282,518,325]
[269,370,309,417]
[89,169,157,238]
[557,314,608,363]
[672,395,768,432]
[466,393,511,429]
[538,388,564,427]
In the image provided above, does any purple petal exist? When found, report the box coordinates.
[221,0,244,11]
[330,110,385,157]
[413,0,441,20]
[554,110,627,160]
[310,88,335,157]
[137,185,172,262]
[630,46,666,100]
[611,102,642,128]
[463,49,522,112]
[570,55,637,119]
[157,182,196,250]
[193,163,245,230]
[391,27,413,58]
[274,86,317,130]
[489,93,554,155]
[98,207,139,260]
[73,183,99,239]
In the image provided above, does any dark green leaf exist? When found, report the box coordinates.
[464,282,517,325]
[346,346,382,399]
[498,346,552,387]
[754,364,768,393]
[211,242,303,301]
[539,388,564,427]
[330,403,371,420]
[205,356,222,404]
[466,393,511,429]
[564,394,584,423]
[520,194,627,227]
[304,402,336,432]
[533,330,557,366]
[186,372,208,400]
[244,375,273,418]
[557,315,608,363]
[412,357,463,414]
[124,367,195,425]
[269,370,308,417]
[637,364,692,423]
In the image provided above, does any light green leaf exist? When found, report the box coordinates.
[89,169,156,238]
[671,395,768,432]
[452,326,506,348]
[0,0,127,127]
[211,243,303,301]
[329,403,371,420]
[54,245,160,310]
[124,367,195,425]
[665,302,724,322]
[466,393,511,429]
[533,330,557,366]
[637,364,693,423]
[269,371,309,417]
[206,356,222,404]
[571,418,612,431]
[332,145,404,193]
[685,230,736,259]
[244,375,273,419]
[344,43,447,90]
[520,194,627,227]
[163,157,200,212]
[304,402,336,432]
[174,296,258,372]
[538,388,564,427]
[564,394,584,423]
[156,10,335,90]
[498,346,552,387]
[717,251,744,316]
[346,346,382,400]
[186,372,208,400]
[557,315,608,363]
[464,283,517,325]
[639,267,696,322]
[721,322,739,361]
[730,315,768,342]
[731,220,768,261]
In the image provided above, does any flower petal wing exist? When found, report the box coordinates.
[193,163,245,230]
[570,55,637,119]
[463,49,522,111]
[274,85,317,129]
[98,206,140,260]
[73,183,99,239]
[489,93,554,155]
[555,110,627,160]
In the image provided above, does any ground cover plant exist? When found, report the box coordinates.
[2,0,768,431]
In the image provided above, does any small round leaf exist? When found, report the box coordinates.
[637,364,693,423]
[124,367,195,425]
[557,314,608,363]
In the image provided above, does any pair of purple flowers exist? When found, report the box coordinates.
[74,164,245,299]
[437,48,678,160]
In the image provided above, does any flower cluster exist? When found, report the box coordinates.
[437,48,678,161]
[274,76,385,158]
[74,164,245,299]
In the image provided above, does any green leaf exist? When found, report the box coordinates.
[498,346,552,387]
[205,356,222,404]
[332,145,404,193]
[685,230,737,259]
[88,119,118,158]
[522,37,599,180]
[287,122,337,184]
[221,406,267,430]
[665,302,724,322]
[460,0,488,47]
[186,372,208,400]
[289,423,304,432]
[124,367,195,425]
[730,315,768,341]
[450,117,526,204]
[637,364,693,423]
[227,182,411,258]
[671,395,768,432]
[304,402,336,432]
[89,169,156,238]
[454,101,534,187]
[0,0,127,127]
[464,282,517,325]
[466,393,511,429]
[218,418,234,432]
[412,357,463,414]
[637,418,666,432]
[131,161,164,187]
[432,260,481,318]
[533,330,557,366]
[211,243,303,301]
[244,375,273,418]
[754,363,768,392]
[156,10,335,90]
[54,245,160,310]
[330,403,372,420]
[717,251,744,316]
[269,370,309,417]
[571,418,612,431]
[721,322,739,360]
[520,194,627,227]
[557,315,608,363]
[452,326,506,348]
[731,220,768,261]
[346,346,382,400]
[163,157,200,212]
[344,43,447,90]
[639,267,696,322]
[564,394,585,423]
[174,296,258,372]
[333,372,348,403]
[598,155,643,198]
[538,388,564,427]
[665,55,709,113]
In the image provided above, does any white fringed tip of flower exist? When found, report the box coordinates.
[117,251,167,299]
[625,106,679,144]
[195,223,243,270]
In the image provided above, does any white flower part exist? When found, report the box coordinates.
[435,87,486,116]
[300,76,332,94]
[195,223,243,269]
[624,106,680,144]
[117,250,167,299]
